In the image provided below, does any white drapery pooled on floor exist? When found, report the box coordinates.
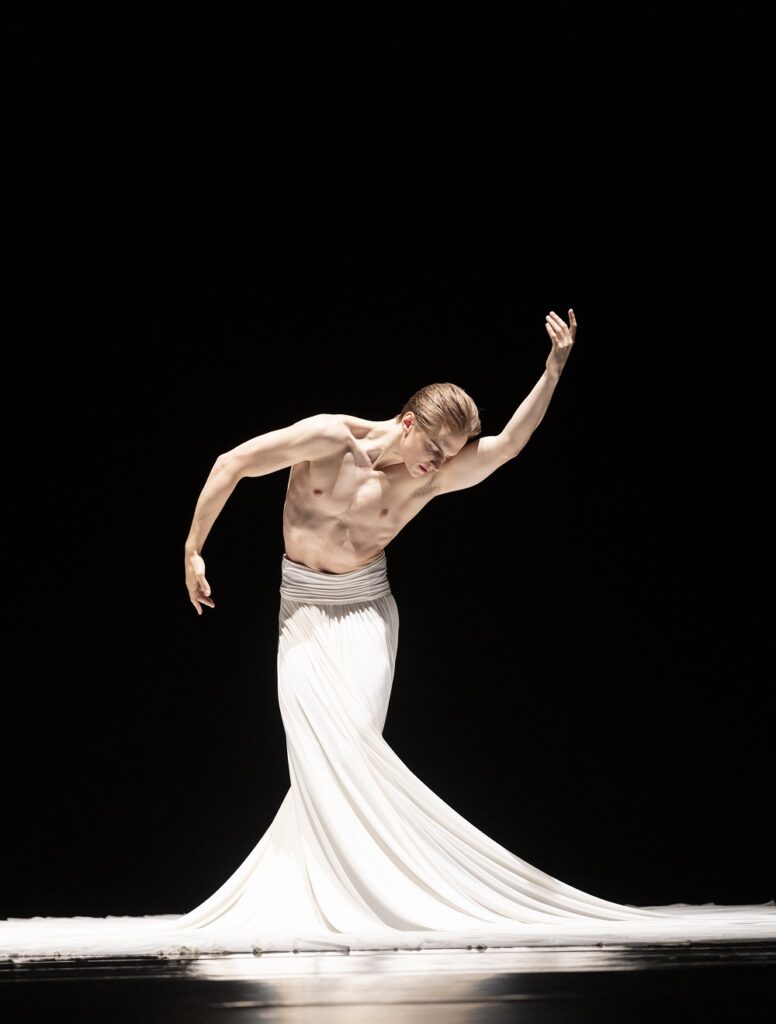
[2,552,773,959]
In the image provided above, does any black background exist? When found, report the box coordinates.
[5,10,773,919]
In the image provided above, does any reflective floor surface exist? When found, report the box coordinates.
[2,940,776,1023]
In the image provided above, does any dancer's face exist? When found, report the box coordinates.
[401,414,468,477]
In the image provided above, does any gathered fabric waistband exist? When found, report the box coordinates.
[280,551,391,604]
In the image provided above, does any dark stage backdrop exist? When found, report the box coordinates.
[6,10,773,919]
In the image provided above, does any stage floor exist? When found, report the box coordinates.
[2,940,776,1022]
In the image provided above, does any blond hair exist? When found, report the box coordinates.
[395,382,481,438]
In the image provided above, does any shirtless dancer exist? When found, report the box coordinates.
[185,309,576,608]
[177,308,582,945]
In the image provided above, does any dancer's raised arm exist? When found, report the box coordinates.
[433,308,577,495]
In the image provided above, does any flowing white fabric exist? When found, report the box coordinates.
[2,552,774,960]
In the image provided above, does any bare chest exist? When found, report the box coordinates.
[285,453,418,528]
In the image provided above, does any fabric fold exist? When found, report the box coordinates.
[2,550,774,959]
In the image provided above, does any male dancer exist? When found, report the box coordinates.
[174,308,590,942]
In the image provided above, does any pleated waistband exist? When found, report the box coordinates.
[280,551,392,604]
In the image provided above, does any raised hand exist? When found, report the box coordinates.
[185,550,215,615]
[545,308,577,376]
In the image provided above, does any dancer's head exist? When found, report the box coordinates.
[395,382,480,476]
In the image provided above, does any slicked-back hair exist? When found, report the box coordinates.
[395,382,481,439]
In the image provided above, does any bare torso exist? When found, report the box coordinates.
[282,415,439,573]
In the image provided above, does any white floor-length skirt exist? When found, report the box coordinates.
[2,552,774,959]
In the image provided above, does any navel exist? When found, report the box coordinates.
[313,489,323,496]
[379,507,389,517]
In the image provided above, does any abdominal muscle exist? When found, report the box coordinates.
[282,530,386,574]
[281,459,422,574]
